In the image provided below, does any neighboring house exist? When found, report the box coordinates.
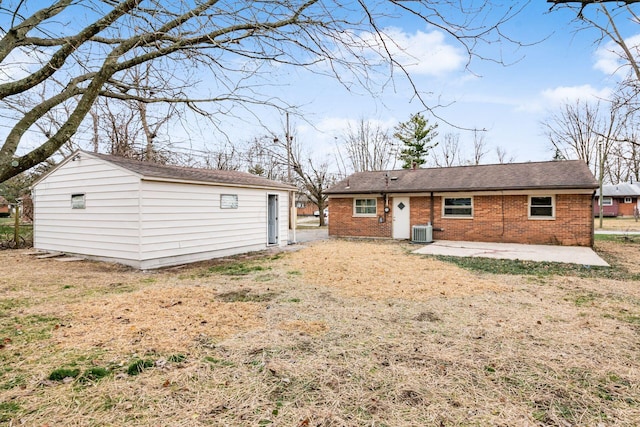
[0,197,9,217]
[326,160,598,247]
[295,194,317,216]
[31,150,297,269]
[593,183,640,217]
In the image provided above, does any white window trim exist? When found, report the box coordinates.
[528,195,555,220]
[624,196,633,204]
[442,196,473,219]
[353,198,377,217]
[601,196,613,206]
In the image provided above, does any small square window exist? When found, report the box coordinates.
[354,198,377,216]
[529,195,554,219]
[220,194,238,209]
[71,194,85,209]
[624,197,633,204]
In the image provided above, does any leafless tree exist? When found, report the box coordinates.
[542,95,626,228]
[548,0,640,188]
[338,119,396,173]
[244,137,288,180]
[265,128,335,226]
[431,133,462,167]
[0,0,527,182]
[470,130,488,165]
[542,99,603,174]
[548,1,640,85]
[495,146,515,164]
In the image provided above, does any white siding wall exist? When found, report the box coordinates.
[33,157,141,261]
[138,180,290,269]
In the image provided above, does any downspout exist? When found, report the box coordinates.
[430,191,444,233]
[591,191,595,247]
[290,190,296,244]
[430,191,434,226]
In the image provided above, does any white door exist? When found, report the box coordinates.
[267,194,278,245]
[392,196,411,239]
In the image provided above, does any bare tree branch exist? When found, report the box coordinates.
[0,0,526,182]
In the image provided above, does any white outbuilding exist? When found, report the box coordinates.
[31,150,297,269]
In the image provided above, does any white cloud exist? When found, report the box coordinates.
[360,27,466,77]
[541,84,612,105]
[593,34,640,77]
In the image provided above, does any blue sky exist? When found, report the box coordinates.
[2,1,636,172]
[207,1,634,169]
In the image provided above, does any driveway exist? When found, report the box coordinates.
[289,228,328,243]
[413,240,609,267]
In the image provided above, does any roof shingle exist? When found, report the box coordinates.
[326,160,597,194]
[86,151,296,191]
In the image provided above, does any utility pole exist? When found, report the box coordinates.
[286,112,292,183]
[284,111,296,244]
[598,139,604,229]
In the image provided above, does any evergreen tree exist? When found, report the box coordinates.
[394,113,438,169]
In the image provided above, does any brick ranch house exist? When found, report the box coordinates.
[326,160,598,247]
[593,183,640,217]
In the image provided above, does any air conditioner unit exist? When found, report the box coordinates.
[412,224,433,243]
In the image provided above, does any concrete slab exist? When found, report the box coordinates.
[413,240,609,267]
[55,257,85,262]
[35,252,64,259]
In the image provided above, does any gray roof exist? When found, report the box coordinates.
[326,160,597,194]
[595,183,640,197]
[85,151,296,191]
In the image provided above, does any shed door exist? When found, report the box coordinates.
[268,194,278,245]
[392,196,411,239]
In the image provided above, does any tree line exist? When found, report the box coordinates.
[3,1,640,213]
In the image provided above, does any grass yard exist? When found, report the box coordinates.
[1,239,640,426]
[595,216,640,232]
[0,217,32,248]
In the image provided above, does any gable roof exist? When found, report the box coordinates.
[326,160,597,194]
[88,151,297,190]
[595,182,640,197]
[34,150,297,191]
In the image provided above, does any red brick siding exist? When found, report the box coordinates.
[331,193,593,246]
[296,202,317,216]
[328,197,391,238]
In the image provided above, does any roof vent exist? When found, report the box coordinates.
[390,176,398,181]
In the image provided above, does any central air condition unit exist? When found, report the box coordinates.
[412,224,433,243]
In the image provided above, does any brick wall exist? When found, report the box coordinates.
[330,193,594,246]
[328,197,391,238]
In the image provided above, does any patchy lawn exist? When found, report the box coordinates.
[1,239,640,426]
[595,216,640,232]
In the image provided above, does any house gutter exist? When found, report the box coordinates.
[430,191,444,233]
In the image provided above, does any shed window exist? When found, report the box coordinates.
[71,194,85,209]
[601,197,613,206]
[624,197,633,204]
[354,198,377,216]
[529,196,554,219]
[443,197,473,217]
[220,194,238,209]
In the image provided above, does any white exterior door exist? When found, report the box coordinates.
[392,196,410,239]
[267,194,278,245]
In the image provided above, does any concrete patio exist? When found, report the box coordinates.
[412,240,609,267]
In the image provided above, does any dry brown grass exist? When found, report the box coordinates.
[1,239,640,426]
[595,216,640,231]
